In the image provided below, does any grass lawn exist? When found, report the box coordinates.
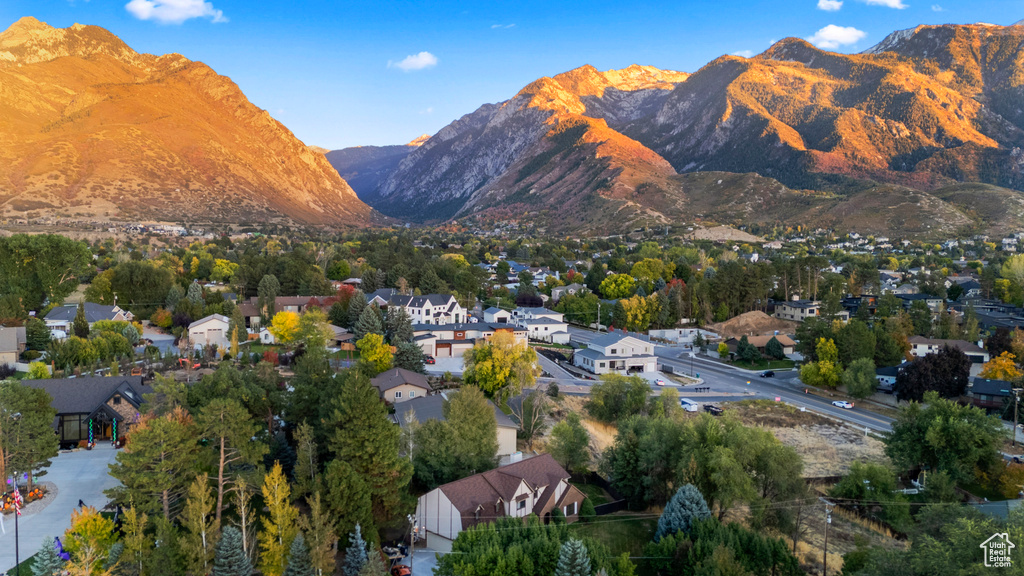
[5,555,35,576]
[572,482,611,506]
[530,342,575,350]
[569,514,657,556]
[959,480,1008,502]
[729,358,795,370]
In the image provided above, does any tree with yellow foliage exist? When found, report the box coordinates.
[979,351,1023,381]
[463,331,539,405]
[63,506,118,576]
[356,333,393,375]
[269,311,301,344]
[259,462,299,576]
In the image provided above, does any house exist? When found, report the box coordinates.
[328,325,354,347]
[44,303,132,337]
[875,361,911,392]
[411,323,526,358]
[510,308,569,344]
[724,335,796,356]
[648,328,719,345]
[907,336,990,376]
[550,283,585,302]
[258,327,276,344]
[188,314,231,350]
[483,307,511,324]
[895,294,944,312]
[371,368,433,403]
[413,453,586,552]
[237,296,322,330]
[371,293,467,325]
[774,300,849,322]
[0,326,27,366]
[966,378,1014,412]
[393,391,516,455]
[890,283,919,295]
[573,332,657,375]
[341,278,363,288]
[23,376,151,448]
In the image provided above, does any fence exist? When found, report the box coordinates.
[571,472,629,516]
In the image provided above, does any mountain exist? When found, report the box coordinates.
[354,22,1024,236]
[325,136,428,200]
[0,17,376,226]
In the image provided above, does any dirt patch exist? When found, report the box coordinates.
[708,311,800,339]
[545,395,618,468]
[686,225,765,243]
[770,425,889,477]
[729,400,832,427]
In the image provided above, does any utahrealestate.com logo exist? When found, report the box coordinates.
[981,533,1015,568]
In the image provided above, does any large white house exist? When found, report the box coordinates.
[573,332,657,375]
[412,323,527,358]
[414,454,585,553]
[188,314,231,350]
[367,290,467,325]
[511,307,569,344]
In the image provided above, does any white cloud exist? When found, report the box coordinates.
[419,107,434,115]
[931,4,944,10]
[807,24,867,49]
[125,0,226,24]
[491,24,515,29]
[859,0,907,8]
[388,51,439,72]
[818,0,844,11]
[732,50,754,58]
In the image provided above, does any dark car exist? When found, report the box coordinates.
[425,355,436,365]
[760,370,775,378]
[703,404,724,416]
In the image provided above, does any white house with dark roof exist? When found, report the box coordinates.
[367,291,466,325]
[573,332,657,375]
[411,323,526,358]
[483,307,511,324]
[44,303,132,338]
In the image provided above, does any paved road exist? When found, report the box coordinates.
[0,445,120,572]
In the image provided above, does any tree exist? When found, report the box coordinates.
[26,361,50,379]
[737,335,760,364]
[32,536,66,576]
[258,275,281,322]
[110,261,174,314]
[599,274,635,299]
[327,373,412,527]
[392,341,426,374]
[197,398,267,522]
[885,392,1005,484]
[211,526,253,576]
[656,484,712,541]
[186,282,205,306]
[357,550,389,576]
[462,330,539,405]
[346,291,368,330]
[25,317,50,351]
[354,305,385,341]
[284,534,314,576]
[988,327,1014,358]
[63,506,118,576]
[554,539,591,576]
[980,351,1023,381]
[586,374,651,423]
[412,386,499,489]
[717,342,729,358]
[108,407,200,520]
[342,524,368,576]
[510,390,549,450]
[323,460,375,546]
[829,462,910,531]
[356,333,393,375]
[297,492,337,576]
[269,311,301,344]
[384,307,414,344]
[764,337,785,360]
[1002,254,1024,288]
[260,462,300,576]
[0,234,91,309]
[181,475,220,576]
[0,381,59,491]
[843,358,878,399]
[837,320,876,365]
[297,307,333,351]
[120,505,150,576]
[73,302,90,338]
[894,345,970,402]
[549,412,590,475]
[293,422,318,501]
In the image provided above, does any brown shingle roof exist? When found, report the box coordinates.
[371,368,432,393]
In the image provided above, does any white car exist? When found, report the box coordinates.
[832,400,854,409]
[655,379,666,386]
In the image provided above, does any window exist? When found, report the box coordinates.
[611,348,617,354]
[113,395,122,405]
[517,500,526,510]
[598,362,605,368]
[409,391,416,398]
[394,391,403,399]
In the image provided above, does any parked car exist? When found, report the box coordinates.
[760,370,775,377]
[832,400,854,409]
[655,379,666,386]
[391,566,411,576]
[703,404,724,416]
[425,355,435,365]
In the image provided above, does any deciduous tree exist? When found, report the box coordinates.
[549,412,590,475]
[355,334,393,375]
[462,331,538,405]
[260,462,300,576]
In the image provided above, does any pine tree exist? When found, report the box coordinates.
[298,492,337,576]
[354,304,384,340]
[73,302,89,338]
[554,539,592,576]
[211,526,253,576]
[393,341,426,374]
[765,337,785,360]
[342,524,368,576]
[187,282,205,306]
[656,484,711,541]
[357,550,389,576]
[384,307,414,344]
[258,275,281,323]
[166,284,185,311]
[260,462,300,576]
[32,536,65,576]
[283,534,314,576]
[181,474,221,575]
[346,291,368,329]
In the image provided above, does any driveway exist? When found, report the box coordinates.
[425,357,464,376]
[140,326,178,355]
[0,445,120,572]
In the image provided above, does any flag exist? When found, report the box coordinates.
[12,487,23,516]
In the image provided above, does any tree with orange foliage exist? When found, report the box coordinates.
[979,351,1023,381]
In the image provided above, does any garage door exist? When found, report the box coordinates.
[436,343,452,358]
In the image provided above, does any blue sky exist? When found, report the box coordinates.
[1,1,1021,148]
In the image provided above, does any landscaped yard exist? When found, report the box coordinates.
[572,482,611,506]
[569,514,656,557]
[729,358,795,370]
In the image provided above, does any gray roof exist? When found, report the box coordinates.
[393,392,516,429]
[484,307,507,315]
[587,332,633,348]
[388,294,456,308]
[574,348,605,361]
[22,376,150,417]
[188,314,230,330]
[522,317,567,325]
[371,368,432,393]
[972,378,1013,397]
[45,303,123,323]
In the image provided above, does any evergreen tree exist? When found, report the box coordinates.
[298,491,337,576]
[197,398,267,522]
[166,284,186,311]
[393,341,426,374]
[354,304,384,340]
[764,337,785,360]
[284,534,314,576]
[328,301,348,327]
[346,291,368,329]
[656,484,712,541]
[147,516,185,576]
[385,307,414,344]
[259,462,300,576]
[342,524,368,576]
[357,550,389,576]
[187,282,205,306]
[73,302,89,338]
[554,539,592,576]
[258,275,281,322]
[32,537,65,576]
[211,526,253,576]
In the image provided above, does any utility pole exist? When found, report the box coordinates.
[820,497,834,576]
[407,514,416,575]
[1014,388,1022,448]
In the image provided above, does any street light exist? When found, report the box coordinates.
[1013,388,1022,448]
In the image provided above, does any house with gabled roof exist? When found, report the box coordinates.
[371,367,433,403]
[573,332,656,375]
[0,326,27,366]
[414,453,586,552]
[23,376,152,448]
[44,303,132,338]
